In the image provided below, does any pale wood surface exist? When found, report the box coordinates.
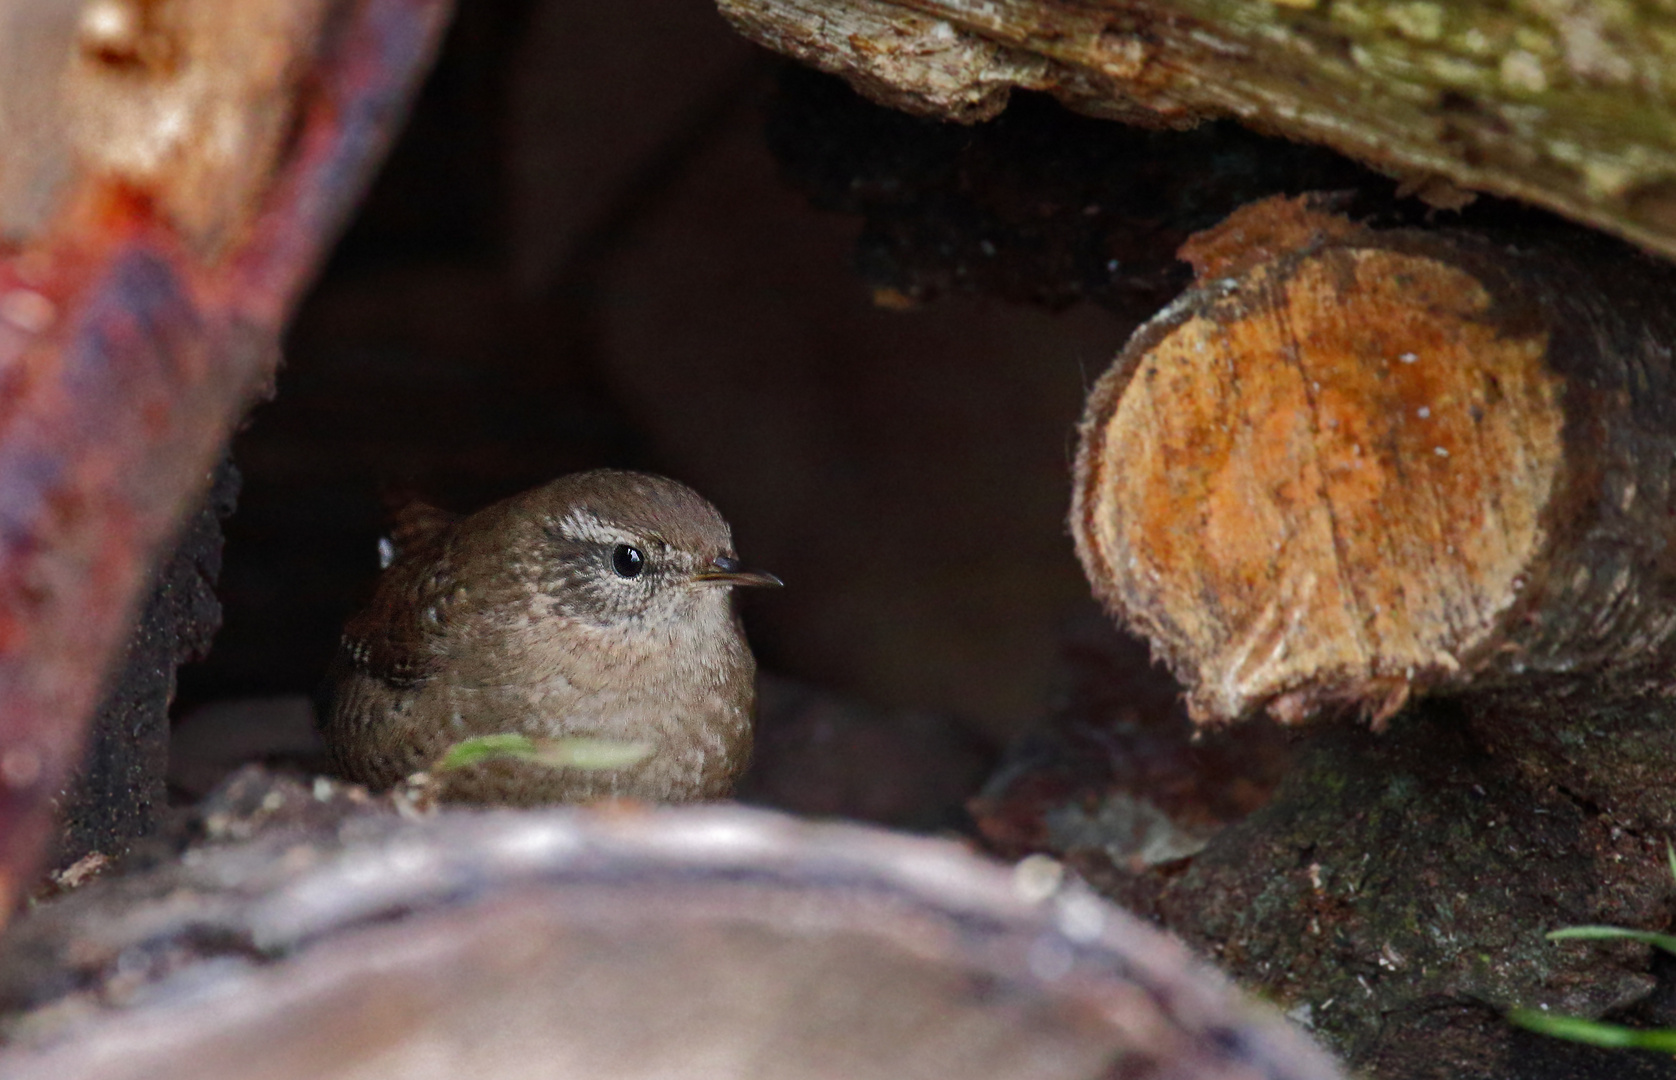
[0,781,1347,1080]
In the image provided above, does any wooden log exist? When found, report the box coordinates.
[0,0,450,922]
[1071,195,1676,727]
[54,458,237,871]
[716,0,1676,266]
[0,775,1347,1080]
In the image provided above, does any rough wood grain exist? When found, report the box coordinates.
[717,0,1676,266]
[1073,196,1676,725]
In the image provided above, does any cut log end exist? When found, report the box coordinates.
[1075,201,1591,726]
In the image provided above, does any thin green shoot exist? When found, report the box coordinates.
[1545,926,1676,955]
[436,733,652,773]
[1507,840,1676,1054]
[1510,1010,1676,1053]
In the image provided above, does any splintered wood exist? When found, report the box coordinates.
[1073,197,1676,727]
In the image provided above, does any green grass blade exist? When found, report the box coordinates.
[535,738,654,770]
[1510,1010,1676,1053]
[436,734,652,773]
[1547,926,1676,956]
[437,733,535,770]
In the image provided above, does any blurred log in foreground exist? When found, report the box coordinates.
[717,0,1676,269]
[0,770,1347,1080]
[0,0,449,918]
[1072,195,1676,727]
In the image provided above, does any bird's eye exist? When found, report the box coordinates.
[611,544,645,579]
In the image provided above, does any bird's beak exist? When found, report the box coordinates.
[693,555,783,588]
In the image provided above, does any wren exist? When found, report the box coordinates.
[320,470,781,805]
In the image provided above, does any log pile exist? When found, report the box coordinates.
[968,194,1676,1078]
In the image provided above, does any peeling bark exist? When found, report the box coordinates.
[765,67,1376,321]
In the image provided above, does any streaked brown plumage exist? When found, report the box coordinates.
[320,470,780,805]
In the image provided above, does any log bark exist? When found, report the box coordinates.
[0,0,450,922]
[717,0,1676,266]
[0,769,1346,1080]
[1071,195,1676,727]
[53,457,237,870]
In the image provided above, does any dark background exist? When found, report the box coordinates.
[173,0,1142,746]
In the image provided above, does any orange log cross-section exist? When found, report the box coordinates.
[1074,197,1676,728]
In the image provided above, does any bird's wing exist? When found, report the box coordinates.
[384,498,461,563]
[338,533,462,689]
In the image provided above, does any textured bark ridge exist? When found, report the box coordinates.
[716,0,1676,267]
[1072,196,1676,727]
[54,459,238,870]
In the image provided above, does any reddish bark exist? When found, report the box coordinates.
[0,0,451,920]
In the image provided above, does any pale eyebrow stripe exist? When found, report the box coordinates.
[555,508,616,543]
[552,508,652,548]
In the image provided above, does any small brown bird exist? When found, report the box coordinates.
[321,470,781,805]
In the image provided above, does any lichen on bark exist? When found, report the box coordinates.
[719,0,1676,264]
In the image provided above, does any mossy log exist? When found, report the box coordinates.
[718,0,1676,265]
[1072,195,1676,726]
